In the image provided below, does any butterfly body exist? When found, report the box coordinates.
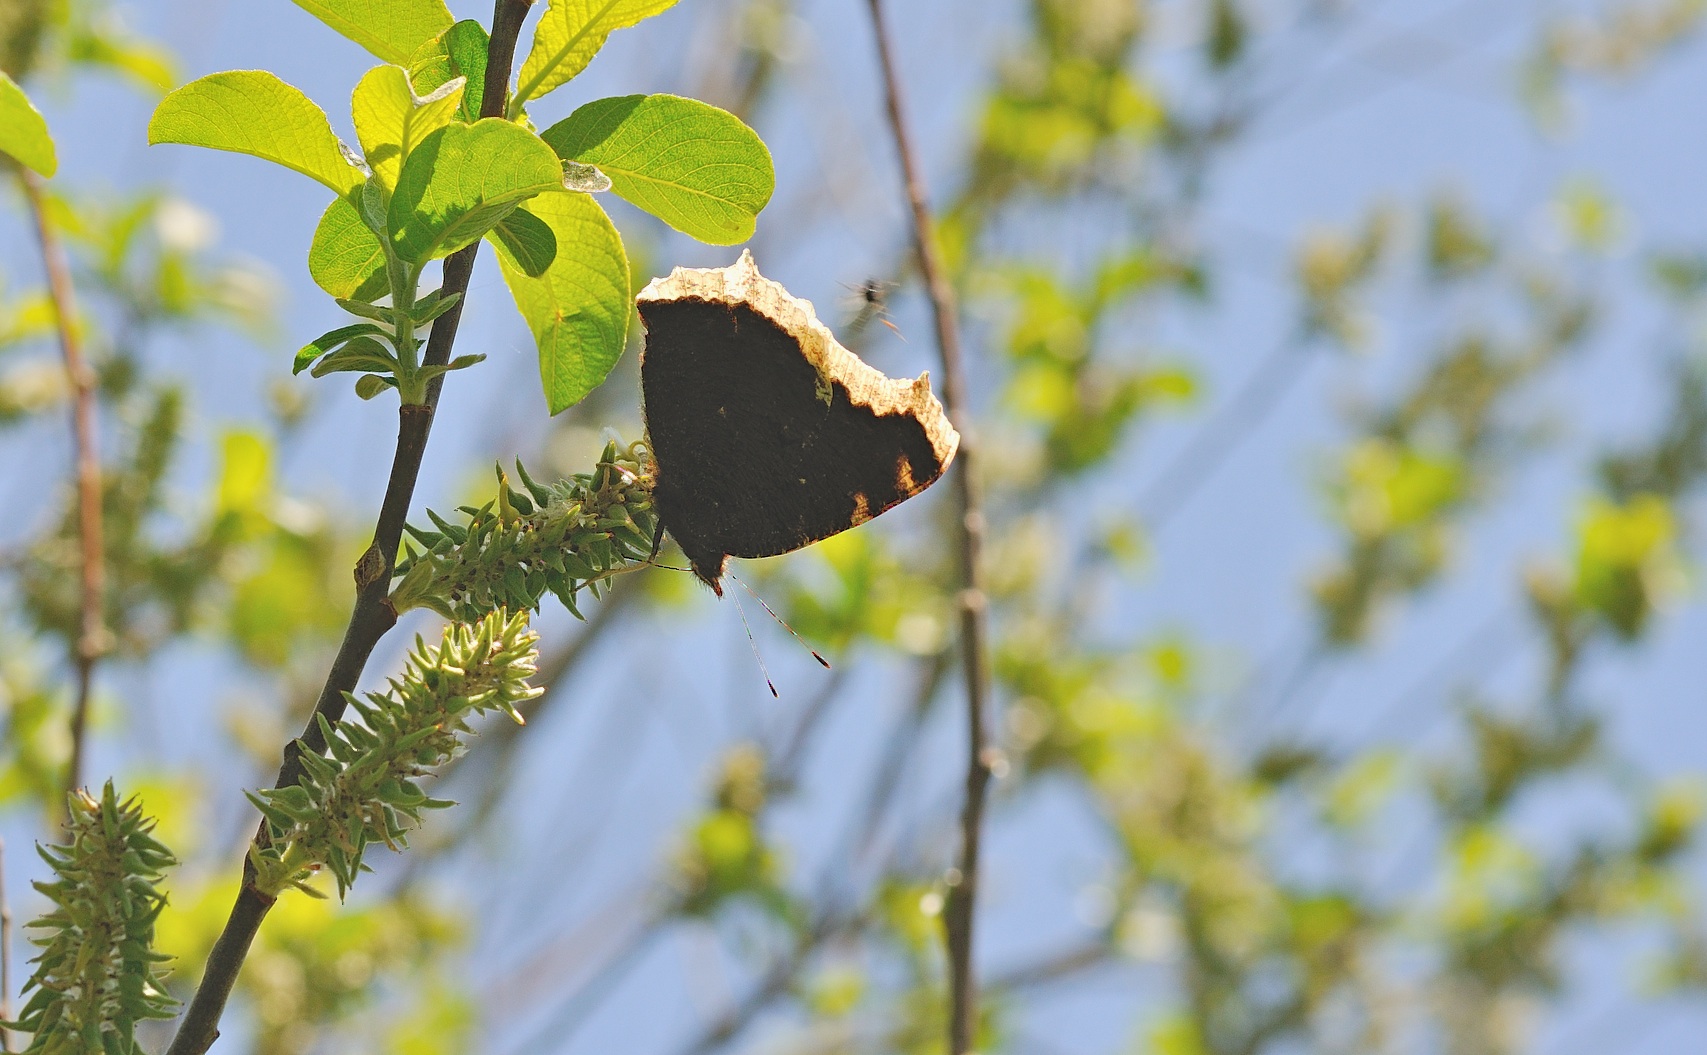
[638,252,958,594]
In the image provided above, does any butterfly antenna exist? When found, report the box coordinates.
[730,573,831,668]
[731,587,779,697]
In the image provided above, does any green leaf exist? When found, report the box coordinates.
[0,72,55,177]
[149,71,364,195]
[309,196,389,301]
[492,193,629,414]
[513,0,680,113]
[355,374,394,399]
[295,322,388,374]
[488,207,558,277]
[311,335,401,377]
[66,25,177,94]
[352,64,464,190]
[409,20,490,124]
[410,289,463,325]
[541,94,772,245]
[387,119,565,267]
[290,0,454,65]
[336,296,396,322]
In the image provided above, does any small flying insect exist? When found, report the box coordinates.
[840,277,904,340]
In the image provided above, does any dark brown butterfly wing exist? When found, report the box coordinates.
[638,253,958,593]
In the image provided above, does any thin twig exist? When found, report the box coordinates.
[1,835,12,1053]
[843,651,951,875]
[161,6,535,1053]
[862,4,992,1052]
[673,912,856,1055]
[1137,329,1317,532]
[508,912,667,1054]
[988,941,1113,992]
[771,660,850,785]
[20,171,105,809]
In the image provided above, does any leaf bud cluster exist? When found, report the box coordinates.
[391,439,657,621]
[248,609,543,899]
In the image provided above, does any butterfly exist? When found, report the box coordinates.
[637,251,959,595]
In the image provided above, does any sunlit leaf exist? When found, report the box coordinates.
[308,195,388,300]
[409,20,490,124]
[513,0,680,111]
[0,71,56,177]
[387,119,565,266]
[542,94,771,244]
[290,0,454,65]
[149,71,364,195]
[491,194,628,413]
[352,64,464,190]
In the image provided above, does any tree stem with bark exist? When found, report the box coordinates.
[162,5,535,1052]
[862,3,993,1051]
[20,170,104,812]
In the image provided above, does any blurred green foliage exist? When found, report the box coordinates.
[3,1,1707,1054]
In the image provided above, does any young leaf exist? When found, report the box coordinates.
[541,94,772,245]
[492,193,629,414]
[310,335,401,377]
[512,0,681,113]
[409,20,491,124]
[387,119,565,267]
[0,71,55,177]
[352,64,465,190]
[295,322,389,374]
[488,206,558,278]
[149,71,364,195]
[310,196,390,300]
[290,0,454,65]
[355,374,394,399]
[410,288,463,325]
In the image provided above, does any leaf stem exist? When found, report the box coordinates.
[19,170,105,814]
[161,6,535,1053]
[862,3,992,1052]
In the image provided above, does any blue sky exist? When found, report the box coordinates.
[8,0,1707,1052]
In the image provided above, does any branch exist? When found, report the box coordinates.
[20,171,105,810]
[673,912,858,1055]
[162,5,535,1053]
[862,5,992,1053]
[1,835,11,1054]
[1137,329,1317,532]
[987,941,1112,992]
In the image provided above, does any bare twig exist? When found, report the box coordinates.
[843,650,951,873]
[1137,329,1317,532]
[673,912,857,1055]
[1,836,12,1053]
[862,4,992,1051]
[20,171,105,809]
[162,6,535,1053]
[508,912,667,1054]
[988,940,1113,992]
